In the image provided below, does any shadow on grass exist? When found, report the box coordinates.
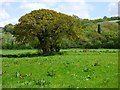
[1,52,64,58]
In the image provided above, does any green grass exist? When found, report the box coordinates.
[2,49,118,88]
[1,49,37,55]
[0,58,1,89]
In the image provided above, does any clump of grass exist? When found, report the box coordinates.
[35,79,50,86]
[47,70,56,77]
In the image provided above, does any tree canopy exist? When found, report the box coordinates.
[14,9,79,55]
[3,24,15,34]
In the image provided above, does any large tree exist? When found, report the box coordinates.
[14,9,79,55]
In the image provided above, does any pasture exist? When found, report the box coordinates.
[2,49,118,88]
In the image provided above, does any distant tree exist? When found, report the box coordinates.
[103,16,109,21]
[110,16,119,20]
[14,9,79,55]
[98,24,101,34]
[94,18,104,23]
[3,24,15,34]
[72,15,80,19]
[117,20,120,25]
[87,32,104,49]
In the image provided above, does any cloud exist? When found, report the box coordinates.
[0,1,12,27]
[19,0,61,11]
[0,8,10,21]
[0,0,14,2]
[108,2,118,16]
[53,2,93,18]
[0,18,19,27]
[0,0,120,3]
[20,2,48,12]
[20,0,93,19]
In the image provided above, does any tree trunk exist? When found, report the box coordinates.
[42,46,51,55]
[37,34,60,55]
[98,24,101,34]
[37,34,50,55]
[56,47,60,52]
[50,45,56,54]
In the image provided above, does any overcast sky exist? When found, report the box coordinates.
[0,0,119,27]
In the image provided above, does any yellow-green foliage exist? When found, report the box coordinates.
[14,9,79,54]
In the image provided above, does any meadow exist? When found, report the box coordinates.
[2,49,118,88]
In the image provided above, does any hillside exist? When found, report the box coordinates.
[1,16,119,49]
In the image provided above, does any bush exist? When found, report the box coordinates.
[2,32,33,49]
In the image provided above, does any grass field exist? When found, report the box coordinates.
[2,49,118,88]
[0,57,1,89]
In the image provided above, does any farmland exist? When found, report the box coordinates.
[1,9,119,88]
[2,49,118,88]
